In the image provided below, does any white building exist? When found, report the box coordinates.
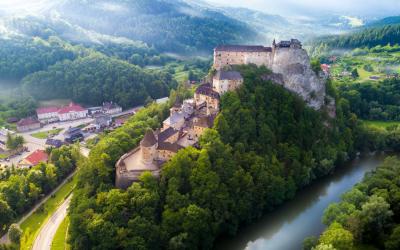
[213,70,243,95]
[102,102,122,115]
[57,103,88,122]
[36,107,59,122]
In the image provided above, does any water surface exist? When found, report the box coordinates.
[215,154,387,250]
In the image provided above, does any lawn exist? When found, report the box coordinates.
[363,120,400,129]
[51,216,70,250]
[31,128,64,139]
[19,173,77,250]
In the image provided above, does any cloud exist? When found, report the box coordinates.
[206,0,400,16]
[341,16,364,27]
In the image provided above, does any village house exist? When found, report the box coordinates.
[17,118,41,132]
[18,149,48,168]
[213,70,243,94]
[194,83,220,115]
[102,102,122,115]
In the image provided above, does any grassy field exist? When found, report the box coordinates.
[51,216,70,250]
[31,128,64,139]
[0,153,7,159]
[363,120,400,129]
[20,173,77,250]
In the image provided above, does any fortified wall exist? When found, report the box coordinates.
[213,39,326,109]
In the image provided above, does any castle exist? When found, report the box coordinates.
[116,38,327,188]
[213,39,302,70]
[116,83,223,188]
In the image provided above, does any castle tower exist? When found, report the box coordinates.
[140,130,158,164]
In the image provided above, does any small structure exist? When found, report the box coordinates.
[17,118,41,132]
[94,114,112,130]
[213,70,243,94]
[102,102,122,115]
[18,149,48,168]
[274,39,302,49]
[88,107,103,116]
[369,75,381,80]
[64,127,84,143]
[46,139,64,148]
[194,83,220,115]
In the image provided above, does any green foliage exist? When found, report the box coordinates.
[303,236,318,250]
[58,0,256,53]
[0,146,79,230]
[339,79,400,121]
[22,54,176,108]
[8,224,22,244]
[312,156,400,249]
[5,134,25,151]
[319,222,353,250]
[68,65,359,249]
[312,24,400,50]
[0,37,76,80]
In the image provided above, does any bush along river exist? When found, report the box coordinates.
[215,153,388,250]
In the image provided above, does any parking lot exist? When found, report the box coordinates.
[0,117,94,168]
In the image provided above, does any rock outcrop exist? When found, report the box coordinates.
[271,48,326,110]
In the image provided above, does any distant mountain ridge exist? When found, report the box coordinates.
[367,16,400,27]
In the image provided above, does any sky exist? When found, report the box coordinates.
[205,0,400,17]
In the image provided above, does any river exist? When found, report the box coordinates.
[214,154,387,250]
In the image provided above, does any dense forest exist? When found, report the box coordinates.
[0,146,80,232]
[21,54,176,108]
[56,0,256,53]
[338,78,400,121]
[303,156,400,250]
[310,24,400,52]
[0,37,76,80]
[67,65,364,249]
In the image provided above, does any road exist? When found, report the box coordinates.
[0,170,76,244]
[32,195,72,250]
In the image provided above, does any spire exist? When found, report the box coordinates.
[140,129,157,147]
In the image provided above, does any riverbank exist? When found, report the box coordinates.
[214,153,389,250]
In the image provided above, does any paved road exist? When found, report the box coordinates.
[32,195,72,250]
[0,170,76,244]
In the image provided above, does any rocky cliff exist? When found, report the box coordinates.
[271,48,326,110]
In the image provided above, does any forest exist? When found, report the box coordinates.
[311,24,400,51]
[67,65,364,249]
[21,54,176,108]
[303,156,400,250]
[0,37,76,80]
[57,0,256,53]
[0,146,80,232]
[338,78,400,121]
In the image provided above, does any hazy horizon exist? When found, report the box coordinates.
[205,0,400,18]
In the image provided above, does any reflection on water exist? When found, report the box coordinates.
[214,154,387,250]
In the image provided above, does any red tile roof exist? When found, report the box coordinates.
[25,150,48,166]
[58,102,86,114]
[36,107,59,115]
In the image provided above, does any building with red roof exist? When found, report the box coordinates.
[36,102,88,122]
[58,102,88,121]
[18,149,48,168]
